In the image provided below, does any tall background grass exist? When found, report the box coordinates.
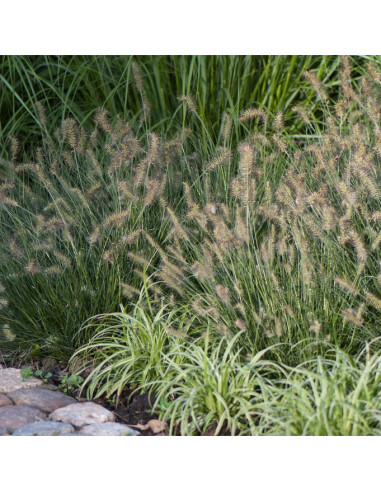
[1,56,377,152]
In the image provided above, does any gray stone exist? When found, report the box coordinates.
[79,422,140,436]
[13,421,75,436]
[50,402,116,428]
[0,405,46,433]
[60,432,91,436]
[0,394,13,407]
[0,368,43,393]
[7,388,76,413]
[0,426,10,435]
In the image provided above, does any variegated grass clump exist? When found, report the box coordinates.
[258,345,381,436]
[0,109,191,358]
[143,339,381,435]
[141,333,285,436]
[69,295,201,404]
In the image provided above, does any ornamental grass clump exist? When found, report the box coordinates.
[70,295,201,404]
[0,108,192,359]
[143,333,280,436]
[117,57,381,363]
[258,346,381,436]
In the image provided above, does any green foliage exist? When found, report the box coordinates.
[58,373,84,393]
[20,366,52,382]
[20,366,34,380]
[0,55,350,147]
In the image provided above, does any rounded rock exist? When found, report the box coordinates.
[79,422,140,436]
[7,388,76,413]
[50,402,116,428]
[13,421,75,436]
[0,368,43,393]
[0,405,46,433]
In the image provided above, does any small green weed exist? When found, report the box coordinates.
[58,374,84,393]
[20,366,52,383]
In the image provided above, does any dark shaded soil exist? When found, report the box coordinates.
[90,391,160,436]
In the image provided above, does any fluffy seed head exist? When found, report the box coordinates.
[366,291,381,310]
[341,308,363,327]
[235,318,246,330]
[61,118,78,149]
[309,320,322,334]
[216,285,231,305]
[34,102,47,127]
[239,107,267,125]
[177,95,198,115]
[131,61,144,93]
[273,111,284,132]
[206,149,232,172]
[25,260,41,274]
[334,277,361,297]
[366,62,381,84]
[8,135,20,160]
[128,252,151,268]
[120,282,141,299]
[272,133,287,153]
[102,210,131,229]
[238,143,255,178]
[291,105,312,126]
[94,108,113,134]
[303,70,328,101]
[222,113,232,146]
